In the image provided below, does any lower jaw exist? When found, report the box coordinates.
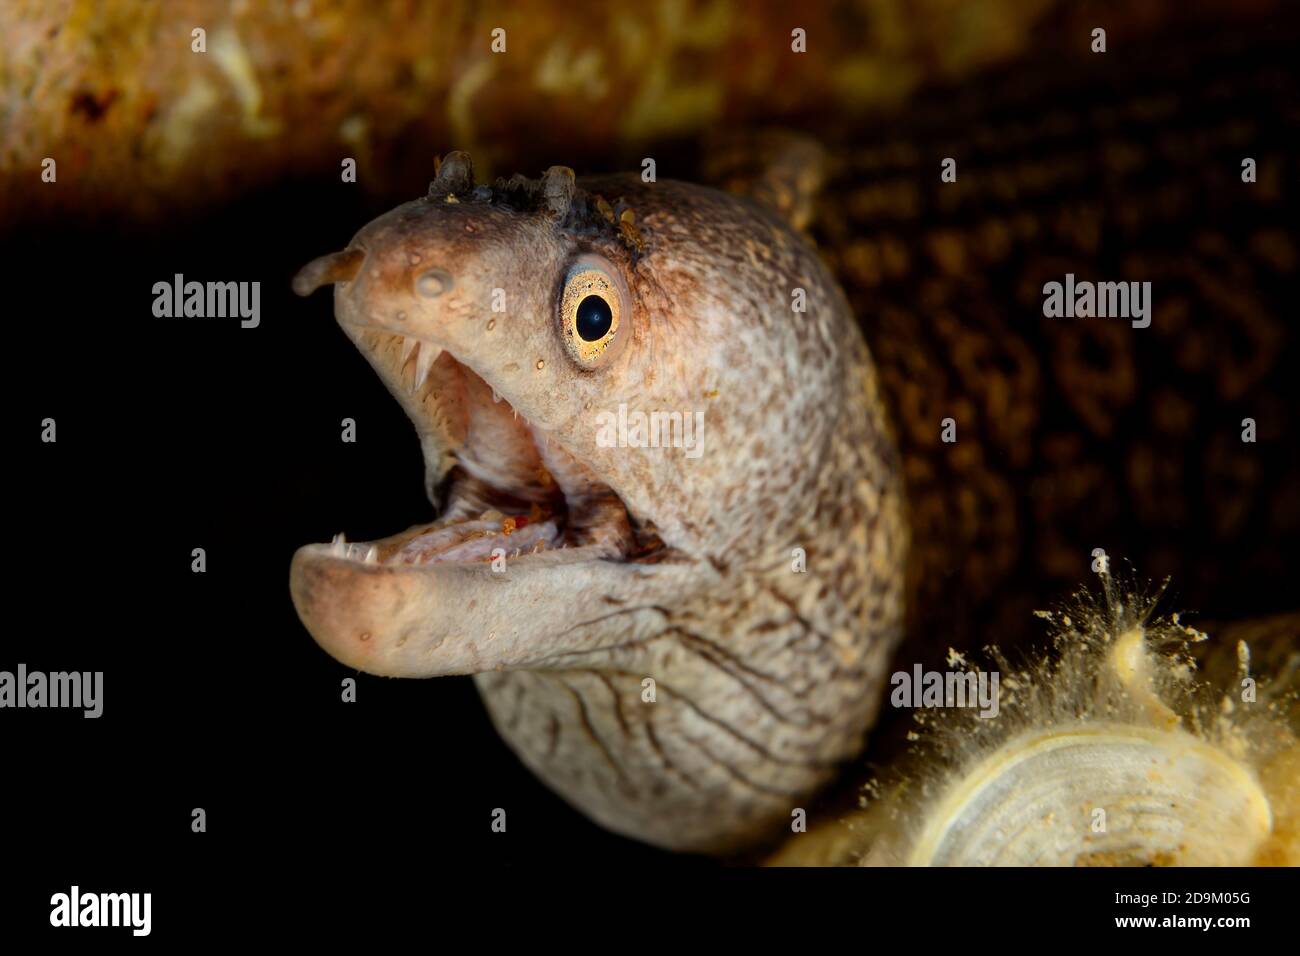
[287,482,672,677]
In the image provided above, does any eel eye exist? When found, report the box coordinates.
[559,258,626,366]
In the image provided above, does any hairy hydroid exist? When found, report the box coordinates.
[773,571,1298,866]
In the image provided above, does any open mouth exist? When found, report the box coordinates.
[307,328,666,571]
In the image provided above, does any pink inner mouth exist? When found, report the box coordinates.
[314,328,664,569]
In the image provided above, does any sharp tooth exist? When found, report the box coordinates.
[415,344,440,388]
[400,336,419,366]
[364,546,378,564]
[331,533,346,556]
[407,341,421,392]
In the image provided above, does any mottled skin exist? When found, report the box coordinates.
[808,25,1300,657]
[291,159,905,853]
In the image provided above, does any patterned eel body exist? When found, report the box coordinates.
[807,23,1299,660]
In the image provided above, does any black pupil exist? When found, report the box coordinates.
[575,294,613,341]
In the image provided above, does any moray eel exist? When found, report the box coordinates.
[291,153,907,853]
[290,24,1299,857]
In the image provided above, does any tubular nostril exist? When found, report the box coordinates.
[292,247,365,296]
[415,268,453,299]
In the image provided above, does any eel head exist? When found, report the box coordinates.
[289,151,906,852]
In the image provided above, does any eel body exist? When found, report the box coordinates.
[808,23,1300,655]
